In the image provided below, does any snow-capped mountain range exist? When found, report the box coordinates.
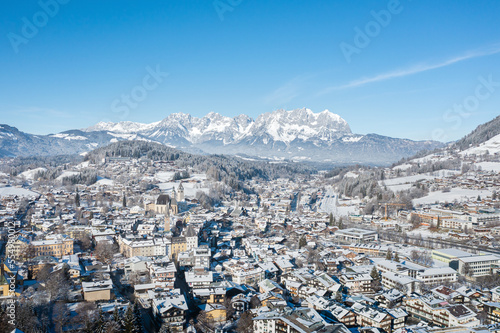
[0,108,444,164]
[84,109,351,145]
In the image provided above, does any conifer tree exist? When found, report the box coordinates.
[299,235,307,249]
[133,300,143,333]
[121,306,135,333]
[386,248,392,260]
[75,189,80,207]
[91,309,105,333]
[370,266,381,281]
[113,306,121,323]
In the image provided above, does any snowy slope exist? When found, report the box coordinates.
[460,133,500,156]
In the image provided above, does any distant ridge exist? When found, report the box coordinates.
[0,108,444,165]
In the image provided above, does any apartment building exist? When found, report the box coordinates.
[31,236,74,258]
[452,254,500,279]
[416,267,457,285]
[405,296,480,328]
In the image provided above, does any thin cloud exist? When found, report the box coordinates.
[264,74,314,105]
[319,45,500,94]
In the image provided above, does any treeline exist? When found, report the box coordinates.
[398,157,462,175]
[85,140,183,163]
[86,141,316,190]
[453,114,500,150]
[324,164,365,179]
[331,166,427,215]
[60,169,98,185]
[336,169,383,199]
[0,155,81,176]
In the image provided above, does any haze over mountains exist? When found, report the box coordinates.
[1,108,446,164]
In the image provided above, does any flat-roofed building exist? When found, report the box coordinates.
[417,267,457,285]
[431,248,474,264]
[335,228,378,243]
[82,279,113,301]
[452,254,500,279]
[381,271,421,295]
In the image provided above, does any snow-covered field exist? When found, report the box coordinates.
[413,188,492,205]
[476,162,500,172]
[393,163,413,171]
[428,169,461,178]
[0,187,39,197]
[190,173,207,181]
[96,177,114,186]
[381,170,460,189]
[411,153,451,164]
[344,171,359,178]
[18,167,46,180]
[407,227,447,239]
[460,133,500,156]
[155,172,176,182]
[158,181,209,198]
[380,174,436,186]
[385,184,413,192]
[317,187,359,217]
[76,161,90,169]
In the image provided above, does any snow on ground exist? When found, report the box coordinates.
[344,171,359,178]
[385,184,413,192]
[476,162,500,172]
[158,181,209,198]
[407,227,447,240]
[393,163,413,171]
[379,174,436,186]
[291,156,312,161]
[0,186,39,197]
[18,168,46,180]
[155,172,176,182]
[190,173,207,181]
[411,153,440,163]
[413,188,492,205]
[460,133,500,156]
[235,156,259,161]
[411,151,457,164]
[56,171,80,181]
[76,161,90,169]
[96,177,114,186]
[317,187,359,217]
[380,170,460,189]
[428,169,461,178]
[50,133,88,140]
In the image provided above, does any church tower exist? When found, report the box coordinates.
[164,215,171,232]
[177,182,184,202]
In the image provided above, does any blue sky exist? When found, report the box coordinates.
[1,0,500,142]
